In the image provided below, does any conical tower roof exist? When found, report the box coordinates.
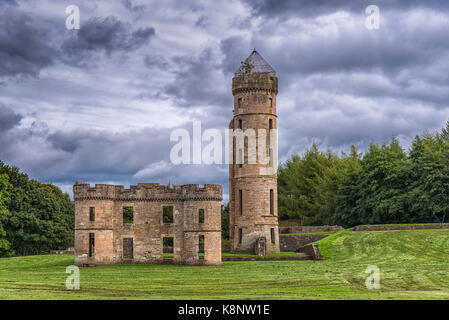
[235,49,276,77]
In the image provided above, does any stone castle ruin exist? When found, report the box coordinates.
[229,50,280,255]
[74,183,222,266]
[73,50,280,266]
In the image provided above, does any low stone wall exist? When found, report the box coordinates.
[280,234,328,252]
[354,224,449,231]
[279,225,344,235]
[222,254,311,262]
[297,244,322,260]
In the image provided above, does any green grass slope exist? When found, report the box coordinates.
[2,229,449,300]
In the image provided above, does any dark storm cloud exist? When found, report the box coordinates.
[143,55,171,70]
[61,16,155,66]
[243,0,449,18]
[220,36,250,75]
[0,8,57,78]
[164,48,230,108]
[0,121,178,185]
[0,105,22,132]
[122,0,146,15]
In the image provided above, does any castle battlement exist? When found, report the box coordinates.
[232,72,278,95]
[73,182,222,202]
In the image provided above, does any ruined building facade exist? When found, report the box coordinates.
[229,50,280,254]
[73,50,280,266]
[74,183,222,266]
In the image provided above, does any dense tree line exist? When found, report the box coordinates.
[278,122,449,227]
[0,161,74,257]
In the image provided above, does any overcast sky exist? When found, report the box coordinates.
[1,0,449,201]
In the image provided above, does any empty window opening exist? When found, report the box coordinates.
[199,209,205,224]
[239,190,243,216]
[89,207,95,222]
[238,229,243,244]
[163,237,174,259]
[238,149,243,168]
[269,97,273,108]
[89,233,95,257]
[238,97,242,109]
[270,189,274,215]
[123,206,134,224]
[269,119,273,130]
[198,235,205,259]
[123,238,133,259]
[163,205,174,223]
[238,119,242,129]
[271,228,275,244]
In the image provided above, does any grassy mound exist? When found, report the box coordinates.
[2,228,449,299]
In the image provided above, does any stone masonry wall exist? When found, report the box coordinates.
[354,224,449,231]
[229,72,280,255]
[279,234,329,252]
[279,225,344,234]
[74,183,222,266]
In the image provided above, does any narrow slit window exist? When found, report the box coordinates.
[269,97,273,108]
[89,233,95,257]
[270,189,274,215]
[269,119,273,130]
[271,228,275,244]
[163,205,174,223]
[239,229,243,244]
[238,149,243,168]
[89,207,95,222]
[199,209,205,224]
[123,206,134,225]
[238,119,242,129]
[238,97,242,109]
[199,235,204,259]
[239,190,243,216]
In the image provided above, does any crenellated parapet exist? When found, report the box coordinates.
[232,72,278,95]
[73,182,222,202]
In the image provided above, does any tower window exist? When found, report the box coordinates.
[239,190,243,216]
[269,97,273,108]
[89,207,95,222]
[269,119,273,130]
[199,235,205,259]
[163,205,174,223]
[238,149,243,168]
[238,98,242,109]
[271,228,275,244]
[239,229,243,244]
[270,189,274,215]
[123,207,134,225]
[199,209,205,224]
[89,233,95,257]
[238,119,242,130]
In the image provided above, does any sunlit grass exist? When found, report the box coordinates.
[2,229,449,299]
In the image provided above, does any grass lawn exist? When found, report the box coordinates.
[2,228,449,299]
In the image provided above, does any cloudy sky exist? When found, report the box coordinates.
[1,0,449,201]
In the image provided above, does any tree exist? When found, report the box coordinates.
[221,203,229,240]
[0,161,74,256]
[0,174,12,257]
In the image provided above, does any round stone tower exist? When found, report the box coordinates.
[229,50,280,254]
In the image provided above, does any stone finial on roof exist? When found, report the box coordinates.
[235,49,276,77]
